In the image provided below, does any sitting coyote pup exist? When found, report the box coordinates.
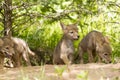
[53,22,79,65]
[11,37,35,67]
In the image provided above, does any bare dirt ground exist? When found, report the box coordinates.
[0,63,120,80]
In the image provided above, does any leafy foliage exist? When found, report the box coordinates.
[0,0,120,64]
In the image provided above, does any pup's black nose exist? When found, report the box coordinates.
[77,35,80,38]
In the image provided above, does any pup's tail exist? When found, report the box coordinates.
[27,47,35,56]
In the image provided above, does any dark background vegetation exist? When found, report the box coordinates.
[0,0,120,65]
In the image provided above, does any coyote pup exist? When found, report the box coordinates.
[78,30,112,63]
[53,22,79,64]
[0,37,15,68]
[11,37,35,67]
[0,37,35,67]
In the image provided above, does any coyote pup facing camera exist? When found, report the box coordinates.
[53,22,79,65]
[0,37,15,68]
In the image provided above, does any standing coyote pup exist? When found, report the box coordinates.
[53,22,79,65]
[11,37,35,67]
[78,30,112,63]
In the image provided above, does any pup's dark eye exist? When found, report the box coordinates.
[70,31,73,34]
[104,53,108,56]
[5,46,9,49]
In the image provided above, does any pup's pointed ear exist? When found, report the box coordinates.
[104,36,110,44]
[60,22,66,30]
[102,36,110,44]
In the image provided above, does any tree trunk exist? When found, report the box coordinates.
[3,0,12,37]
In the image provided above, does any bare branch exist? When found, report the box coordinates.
[105,21,120,24]
[12,7,93,22]
[42,7,92,20]
[12,2,38,10]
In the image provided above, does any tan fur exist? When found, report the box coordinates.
[78,30,112,63]
[53,22,79,65]
[4,58,14,68]
[0,37,15,68]
[11,37,35,67]
[0,37,35,68]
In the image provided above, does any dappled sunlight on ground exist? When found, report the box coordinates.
[0,63,119,80]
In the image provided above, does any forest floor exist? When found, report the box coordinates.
[0,63,120,80]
